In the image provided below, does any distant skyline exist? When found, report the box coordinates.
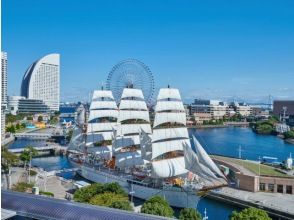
[2,0,294,103]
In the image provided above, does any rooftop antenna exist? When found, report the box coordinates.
[282,106,287,124]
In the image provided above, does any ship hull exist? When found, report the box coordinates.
[79,165,200,208]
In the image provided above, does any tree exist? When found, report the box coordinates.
[284,130,294,139]
[38,115,43,122]
[19,146,38,169]
[1,149,19,173]
[179,208,202,220]
[73,183,104,202]
[15,123,20,130]
[141,196,174,217]
[21,123,26,128]
[1,148,19,188]
[6,125,15,133]
[230,207,271,220]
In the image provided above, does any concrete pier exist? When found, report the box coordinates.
[207,187,294,220]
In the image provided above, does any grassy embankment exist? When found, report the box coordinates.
[213,155,290,178]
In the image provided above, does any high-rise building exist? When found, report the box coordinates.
[20,54,60,111]
[1,51,8,139]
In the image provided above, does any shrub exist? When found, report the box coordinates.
[29,170,37,176]
[141,196,174,217]
[109,200,133,211]
[40,191,54,197]
[230,207,271,220]
[89,192,128,207]
[179,208,202,220]
[12,182,34,192]
[73,183,104,202]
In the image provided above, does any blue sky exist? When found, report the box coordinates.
[2,0,294,102]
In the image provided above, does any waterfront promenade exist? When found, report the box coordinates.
[209,187,294,220]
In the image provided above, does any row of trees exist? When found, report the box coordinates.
[6,123,26,133]
[252,116,279,134]
[73,183,271,220]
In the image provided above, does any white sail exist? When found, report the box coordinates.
[114,135,140,149]
[115,151,145,168]
[152,127,189,142]
[119,100,148,111]
[151,157,187,178]
[85,89,118,159]
[92,90,115,100]
[68,126,84,151]
[116,124,151,136]
[183,143,218,181]
[153,112,186,127]
[88,110,118,121]
[90,101,117,110]
[87,146,112,160]
[113,88,152,168]
[118,110,150,122]
[87,122,116,133]
[155,101,184,112]
[121,88,144,99]
[151,139,190,160]
[140,129,152,161]
[157,88,181,100]
[86,132,113,145]
[192,136,225,178]
[150,87,190,179]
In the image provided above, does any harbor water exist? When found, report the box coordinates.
[8,127,293,219]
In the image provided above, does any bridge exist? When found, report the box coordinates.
[8,145,67,153]
[55,167,80,174]
[14,132,52,139]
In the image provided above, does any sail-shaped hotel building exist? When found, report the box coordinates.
[20,54,60,111]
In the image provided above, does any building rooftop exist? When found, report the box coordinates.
[2,190,171,220]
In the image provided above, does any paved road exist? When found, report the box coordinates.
[2,190,171,220]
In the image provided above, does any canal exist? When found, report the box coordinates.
[7,127,293,219]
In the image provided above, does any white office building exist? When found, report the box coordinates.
[20,54,60,111]
[7,96,25,115]
[1,51,8,139]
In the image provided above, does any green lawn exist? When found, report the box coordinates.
[212,155,291,178]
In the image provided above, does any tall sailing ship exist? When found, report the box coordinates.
[70,86,226,208]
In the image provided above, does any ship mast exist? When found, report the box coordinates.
[114,88,152,169]
[86,89,118,160]
[150,87,190,178]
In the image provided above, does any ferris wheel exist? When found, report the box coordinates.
[106,59,155,104]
